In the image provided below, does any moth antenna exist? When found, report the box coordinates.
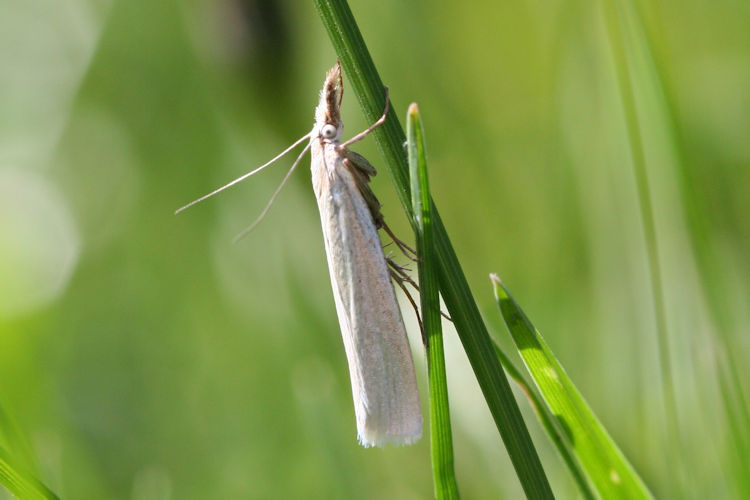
[233,142,312,243]
[175,132,311,214]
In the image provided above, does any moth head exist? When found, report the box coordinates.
[314,62,344,138]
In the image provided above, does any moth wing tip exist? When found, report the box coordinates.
[357,426,423,448]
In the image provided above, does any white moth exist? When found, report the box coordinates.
[177,63,422,447]
[311,63,422,447]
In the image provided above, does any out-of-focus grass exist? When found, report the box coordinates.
[0,0,748,498]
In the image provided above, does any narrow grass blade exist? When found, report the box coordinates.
[491,274,654,499]
[0,445,59,500]
[491,345,596,500]
[313,2,554,497]
[407,102,459,500]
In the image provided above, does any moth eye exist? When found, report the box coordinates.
[321,124,337,139]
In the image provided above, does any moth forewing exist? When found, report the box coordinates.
[310,63,422,447]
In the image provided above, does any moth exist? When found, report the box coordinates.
[177,63,422,447]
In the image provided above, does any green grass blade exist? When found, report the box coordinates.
[491,274,653,499]
[491,345,596,500]
[313,2,554,497]
[0,445,59,500]
[407,103,459,500]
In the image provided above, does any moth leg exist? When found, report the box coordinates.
[387,257,452,322]
[346,158,417,262]
[343,157,381,213]
[382,222,418,261]
[388,258,426,346]
[387,258,417,288]
[342,149,377,178]
[338,87,390,150]
[341,150,417,264]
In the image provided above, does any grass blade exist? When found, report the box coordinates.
[491,274,653,499]
[407,102,459,500]
[0,445,59,500]
[313,1,554,497]
[491,345,596,500]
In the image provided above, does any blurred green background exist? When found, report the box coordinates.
[1,0,749,498]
